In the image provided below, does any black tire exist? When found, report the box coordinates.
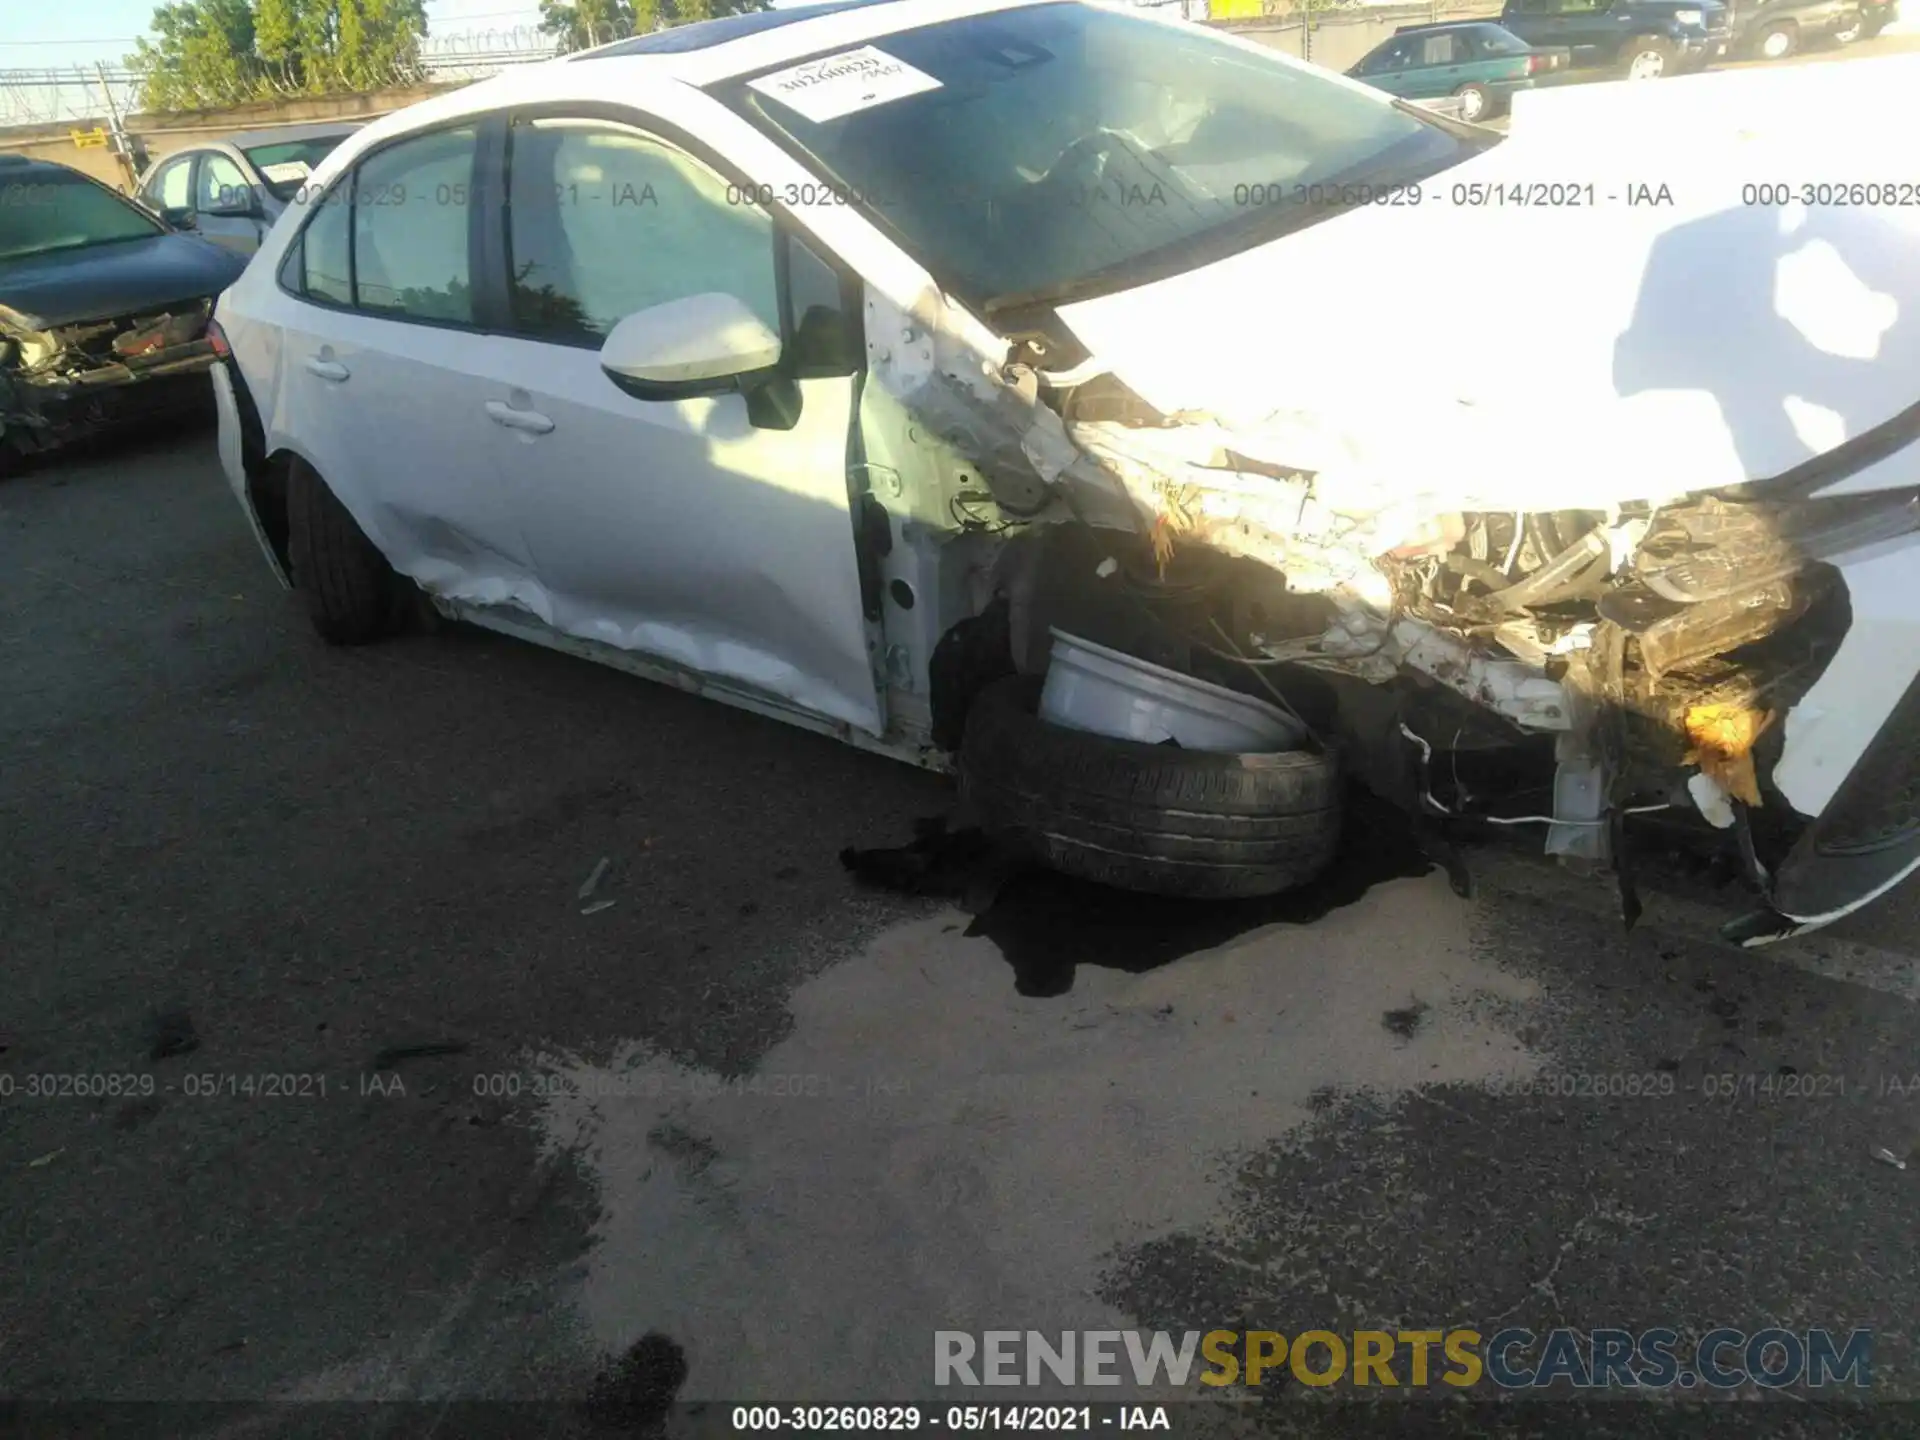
[959,675,1343,899]
[1453,82,1495,122]
[285,457,403,645]
[1831,9,1865,41]
[1860,11,1889,36]
[1754,20,1799,57]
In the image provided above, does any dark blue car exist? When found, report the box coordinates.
[1,154,246,467]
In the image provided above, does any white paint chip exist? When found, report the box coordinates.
[746,46,941,124]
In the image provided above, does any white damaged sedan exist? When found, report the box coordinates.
[211,0,1920,942]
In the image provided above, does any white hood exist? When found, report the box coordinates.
[1055,58,1920,515]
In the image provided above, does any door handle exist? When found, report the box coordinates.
[485,399,555,435]
[303,357,349,382]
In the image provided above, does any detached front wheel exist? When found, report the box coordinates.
[959,676,1343,899]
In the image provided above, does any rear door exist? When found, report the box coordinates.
[266,123,538,601]
[465,108,880,734]
[1409,30,1469,96]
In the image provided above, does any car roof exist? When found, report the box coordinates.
[575,0,910,57]
[1389,19,1514,35]
[220,121,363,149]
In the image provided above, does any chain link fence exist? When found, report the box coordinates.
[0,26,581,131]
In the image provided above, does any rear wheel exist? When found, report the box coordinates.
[285,457,405,645]
[1453,82,1494,122]
[1756,20,1799,56]
[1624,36,1675,77]
[959,675,1343,899]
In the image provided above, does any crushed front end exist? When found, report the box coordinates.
[1045,383,1920,934]
[0,300,219,460]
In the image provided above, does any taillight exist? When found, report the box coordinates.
[206,318,230,359]
[1526,53,1544,72]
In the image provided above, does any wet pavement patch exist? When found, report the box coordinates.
[840,788,1437,996]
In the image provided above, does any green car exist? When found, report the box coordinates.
[1347,21,1569,122]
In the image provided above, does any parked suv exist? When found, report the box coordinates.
[1499,0,1731,77]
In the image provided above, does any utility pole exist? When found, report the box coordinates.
[93,61,139,190]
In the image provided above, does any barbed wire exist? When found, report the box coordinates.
[0,0,1403,131]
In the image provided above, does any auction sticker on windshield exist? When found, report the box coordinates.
[746,46,941,124]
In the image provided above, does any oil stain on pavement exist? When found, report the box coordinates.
[525,813,1542,1401]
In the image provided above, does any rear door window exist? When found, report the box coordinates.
[300,185,353,306]
[351,126,478,324]
[1472,25,1534,53]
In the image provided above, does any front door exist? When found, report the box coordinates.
[468,112,879,735]
[268,124,538,602]
[193,151,266,255]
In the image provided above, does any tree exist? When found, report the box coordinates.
[537,0,765,52]
[336,0,429,90]
[125,0,428,110]
[538,0,644,51]
[129,0,257,110]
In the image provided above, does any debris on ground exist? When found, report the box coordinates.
[1871,1146,1909,1171]
[578,856,612,901]
[580,1330,689,1430]
[1381,1000,1430,1040]
[370,1041,470,1070]
[27,1149,62,1168]
[146,1007,199,1061]
[580,899,617,916]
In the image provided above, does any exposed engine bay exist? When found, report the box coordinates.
[0,301,218,456]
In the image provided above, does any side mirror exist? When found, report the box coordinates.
[205,186,264,219]
[161,204,197,230]
[600,293,782,390]
[600,292,801,430]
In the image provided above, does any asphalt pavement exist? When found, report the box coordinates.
[4,411,1920,1438]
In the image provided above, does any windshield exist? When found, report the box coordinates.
[243,137,351,201]
[718,3,1481,307]
[0,169,164,263]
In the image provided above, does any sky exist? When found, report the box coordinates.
[0,0,549,71]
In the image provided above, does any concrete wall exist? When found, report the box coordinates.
[0,82,462,191]
[1218,2,1501,73]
